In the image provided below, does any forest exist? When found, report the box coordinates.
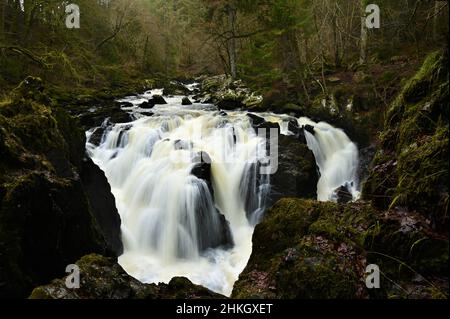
[0,0,449,303]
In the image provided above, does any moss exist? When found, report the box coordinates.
[363,50,449,228]
[0,78,115,298]
[232,199,378,299]
[29,254,223,299]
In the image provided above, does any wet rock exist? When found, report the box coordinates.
[334,184,353,204]
[150,94,167,105]
[268,135,318,205]
[288,119,300,136]
[80,158,123,256]
[247,113,266,127]
[191,152,213,192]
[232,199,375,299]
[302,124,315,135]
[182,97,193,105]
[139,100,155,109]
[190,152,234,251]
[0,82,122,298]
[88,127,107,146]
[29,254,224,299]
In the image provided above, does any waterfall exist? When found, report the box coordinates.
[85,89,360,296]
[86,91,270,296]
[298,117,360,201]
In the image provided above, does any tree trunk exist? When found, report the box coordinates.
[227,5,237,79]
[359,0,368,65]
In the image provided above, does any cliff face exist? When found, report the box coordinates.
[0,77,123,298]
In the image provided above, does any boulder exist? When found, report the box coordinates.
[182,97,193,105]
[150,94,167,105]
[139,100,155,109]
[232,199,376,299]
[29,254,224,299]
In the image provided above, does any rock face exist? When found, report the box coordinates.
[0,77,123,298]
[363,50,449,231]
[80,158,123,255]
[268,135,319,205]
[29,254,224,299]
[232,198,448,299]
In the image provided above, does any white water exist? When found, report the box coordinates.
[297,118,360,202]
[86,88,360,296]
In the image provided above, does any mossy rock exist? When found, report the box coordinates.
[29,254,224,299]
[0,78,122,298]
[232,199,378,299]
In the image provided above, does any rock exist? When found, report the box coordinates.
[88,127,107,146]
[247,113,266,127]
[150,94,167,105]
[334,184,353,204]
[139,100,155,109]
[288,119,300,136]
[191,151,213,196]
[232,197,449,299]
[0,81,122,298]
[268,135,318,205]
[29,254,224,299]
[140,111,154,117]
[218,110,228,116]
[182,97,192,105]
[190,152,233,251]
[117,101,134,108]
[162,81,190,96]
[232,199,376,299]
[80,158,123,256]
[302,124,315,135]
[217,97,243,110]
[198,75,263,111]
[243,94,263,110]
[77,106,133,129]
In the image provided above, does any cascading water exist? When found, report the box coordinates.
[86,88,360,296]
[298,118,360,202]
[86,90,270,295]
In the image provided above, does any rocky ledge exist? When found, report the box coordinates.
[30,254,223,299]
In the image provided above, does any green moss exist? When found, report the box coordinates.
[363,50,449,227]
[232,199,379,299]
